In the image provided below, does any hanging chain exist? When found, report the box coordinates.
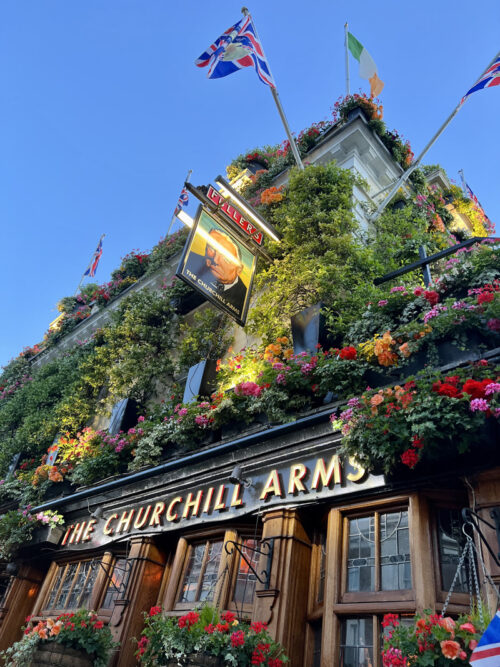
[441,539,471,617]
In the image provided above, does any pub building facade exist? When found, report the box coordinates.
[0,109,498,667]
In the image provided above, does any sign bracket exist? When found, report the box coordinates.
[224,538,274,589]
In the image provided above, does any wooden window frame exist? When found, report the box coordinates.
[32,552,124,619]
[341,505,414,604]
[163,526,261,616]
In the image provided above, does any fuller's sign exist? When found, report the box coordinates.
[60,447,384,550]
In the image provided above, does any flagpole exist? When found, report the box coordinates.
[369,50,500,223]
[167,169,192,236]
[75,233,105,295]
[241,7,304,171]
[344,22,350,96]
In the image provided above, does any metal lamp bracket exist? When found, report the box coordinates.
[462,507,500,566]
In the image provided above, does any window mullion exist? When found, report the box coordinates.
[374,513,381,592]
[53,563,69,609]
[195,541,210,602]
[64,562,81,609]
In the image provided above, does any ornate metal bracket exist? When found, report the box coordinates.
[224,539,274,589]
[462,507,500,566]
[90,558,132,594]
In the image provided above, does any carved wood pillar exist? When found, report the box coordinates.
[254,508,312,667]
[112,537,166,667]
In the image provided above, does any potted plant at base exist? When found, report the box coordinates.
[136,605,288,666]
[381,611,485,666]
[0,609,116,667]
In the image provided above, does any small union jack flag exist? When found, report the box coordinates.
[195,15,275,88]
[174,187,189,217]
[470,609,500,666]
[461,54,500,104]
[83,235,104,278]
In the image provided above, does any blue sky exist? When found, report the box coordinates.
[1,1,499,368]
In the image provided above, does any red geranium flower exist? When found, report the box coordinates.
[339,346,357,360]
[401,448,419,468]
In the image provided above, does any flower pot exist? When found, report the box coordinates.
[31,525,64,546]
[30,642,93,667]
[435,330,492,367]
[245,159,268,174]
[363,367,400,390]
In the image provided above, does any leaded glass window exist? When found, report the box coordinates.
[340,618,374,667]
[178,540,223,604]
[43,561,98,612]
[347,510,411,592]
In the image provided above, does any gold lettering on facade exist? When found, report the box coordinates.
[260,470,283,500]
[230,484,244,507]
[288,463,307,494]
[117,510,135,534]
[311,455,341,490]
[82,519,97,542]
[346,457,366,482]
[70,522,86,544]
[103,513,119,535]
[213,484,227,511]
[149,502,166,527]
[203,487,214,513]
[61,525,74,546]
[183,490,203,519]
[133,505,152,529]
[167,497,182,522]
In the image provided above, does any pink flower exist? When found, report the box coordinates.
[138,416,145,422]
[485,383,500,396]
[378,299,388,307]
[470,398,490,412]
[459,622,476,634]
[178,408,188,416]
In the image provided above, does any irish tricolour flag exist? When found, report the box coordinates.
[347,32,384,98]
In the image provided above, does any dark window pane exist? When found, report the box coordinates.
[437,509,470,593]
[317,531,326,604]
[199,541,222,602]
[340,618,374,667]
[312,622,322,667]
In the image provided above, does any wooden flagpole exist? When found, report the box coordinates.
[241,7,304,171]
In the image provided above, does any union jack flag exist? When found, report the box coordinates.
[174,187,189,216]
[83,235,104,278]
[470,609,500,666]
[461,54,500,104]
[195,15,275,88]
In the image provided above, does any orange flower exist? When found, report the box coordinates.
[438,617,456,634]
[50,623,62,636]
[440,640,460,659]
[370,393,384,409]
[48,468,63,483]
[399,343,411,358]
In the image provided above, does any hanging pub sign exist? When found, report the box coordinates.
[177,207,257,325]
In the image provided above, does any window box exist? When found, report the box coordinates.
[31,525,64,546]
[30,643,93,667]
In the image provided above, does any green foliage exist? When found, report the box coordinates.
[136,606,287,666]
[246,163,378,342]
[79,289,179,404]
[146,228,189,275]
[178,309,232,371]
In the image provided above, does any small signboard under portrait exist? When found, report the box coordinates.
[177,208,257,326]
